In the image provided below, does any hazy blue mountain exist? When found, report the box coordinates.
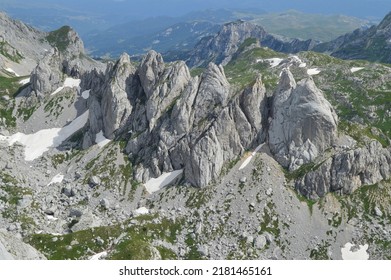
[314,11,391,63]
[86,20,220,58]
[83,9,370,59]
[0,0,389,35]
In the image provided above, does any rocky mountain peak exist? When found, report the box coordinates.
[268,70,338,170]
[272,68,296,109]
[139,50,165,99]
[187,21,268,67]
[112,52,135,77]
[46,26,84,55]
[200,62,230,104]
[118,52,131,64]
[220,20,267,37]
[278,68,297,91]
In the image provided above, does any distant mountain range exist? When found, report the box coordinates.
[314,11,391,63]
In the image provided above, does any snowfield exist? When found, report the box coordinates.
[81,89,90,99]
[256,58,283,68]
[265,58,283,67]
[51,77,81,95]
[18,78,30,85]
[0,110,89,161]
[47,173,64,186]
[239,143,265,170]
[307,68,321,75]
[144,169,184,194]
[46,215,58,221]
[95,130,111,148]
[341,242,369,260]
[350,67,365,73]
[134,207,149,215]
[89,251,108,260]
[4,67,19,77]
[290,55,306,68]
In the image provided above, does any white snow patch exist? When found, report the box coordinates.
[19,78,30,85]
[81,89,90,99]
[48,173,64,186]
[239,143,265,170]
[46,215,58,221]
[135,207,149,215]
[350,67,364,73]
[63,77,81,88]
[144,169,183,194]
[95,130,111,148]
[290,55,305,66]
[51,77,81,95]
[5,68,19,77]
[0,110,89,161]
[163,27,173,36]
[341,242,369,260]
[290,55,300,61]
[89,251,107,260]
[265,58,283,68]
[307,68,321,75]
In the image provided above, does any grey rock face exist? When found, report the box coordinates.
[30,49,63,96]
[268,68,338,170]
[0,230,46,260]
[123,55,266,187]
[26,25,103,99]
[81,49,265,187]
[296,141,391,199]
[187,21,267,67]
[101,53,135,138]
[0,12,50,74]
[138,51,191,130]
[172,64,266,187]
[0,239,14,260]
[240,75,267,139]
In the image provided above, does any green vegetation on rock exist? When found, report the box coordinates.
[46,26,72,52]
[225,43,283,90]
[0,41,24,63]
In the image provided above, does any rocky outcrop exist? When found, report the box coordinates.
[178,67,266,187]
[81,54,134,147]
[127,58,267,186]
[30,48,63,97]
[296,141,391,199]
[139,50,191,130]
[268,68,338,170]
[27,25,103,98]
[187,20,315,67]
[0,230,46,260]
[187,21,268,67]
[101,53,135,138]
[82,50,267,187]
